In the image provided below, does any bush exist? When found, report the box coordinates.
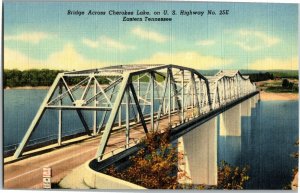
[105,129,182,189]
[282,79,290,88]
[217,161,250,189]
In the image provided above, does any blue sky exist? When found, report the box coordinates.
[4,2,298,71]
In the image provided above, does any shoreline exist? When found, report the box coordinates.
[5,86,50,90]
[259,91,298,101]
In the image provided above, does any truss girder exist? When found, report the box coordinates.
[13,64,257,160]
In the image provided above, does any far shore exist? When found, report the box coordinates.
[259,91,298,101]
[5,86,50,90]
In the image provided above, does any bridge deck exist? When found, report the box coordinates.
[4,111,186,188]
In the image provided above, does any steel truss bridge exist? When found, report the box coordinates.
[13,64,257,161]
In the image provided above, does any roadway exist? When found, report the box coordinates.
[3,111,185,189]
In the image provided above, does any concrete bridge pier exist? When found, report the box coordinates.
[220,104,241,137]
[241,99,251,117]
[250,95,258,108]
[178,117,217,185]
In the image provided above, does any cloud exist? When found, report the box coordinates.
[99,36,135,50]
[82,36,135,51]
[4,47,42,70]
[131,27,167,43]
[234,29,280,51]
[196,39,216,46]
[131,52,234,70]
[5,32,52,44]
[4,44,108,70]
[249,57,298,70]
[82,38,99,48]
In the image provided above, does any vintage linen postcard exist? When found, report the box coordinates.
[2,0,299,190]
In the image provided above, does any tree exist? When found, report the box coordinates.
[282,79,290,89]
[105,128,185,189]
[217,161,250,189]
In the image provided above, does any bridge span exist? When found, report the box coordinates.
[6,64,259,188]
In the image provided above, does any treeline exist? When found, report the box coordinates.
[3,69,110,88]
[248,72,274,82]
[4,69,62,88]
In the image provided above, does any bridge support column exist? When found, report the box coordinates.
[220,104,241,136]
[178,117,217,185]
[241,99,251,117]
[251,96,256,108]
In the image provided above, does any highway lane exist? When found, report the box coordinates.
[4,112,183,189]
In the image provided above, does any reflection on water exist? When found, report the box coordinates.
[218,100,298,189]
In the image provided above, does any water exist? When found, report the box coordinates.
[217,101,299,189]
[3,89,299,189]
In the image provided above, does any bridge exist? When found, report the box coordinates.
[7,64,259,188]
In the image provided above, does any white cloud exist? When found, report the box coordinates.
[82,38,99,48]
[196,39,216,46]
[4,44,108,70]
[99,36,135,50]
[131,27,167,43]
[5,32,52,44]
[234,29,280,51]
[249,57,298,70]
[82,36,135,51]
[4,47,42,69]
[131,52,234,70]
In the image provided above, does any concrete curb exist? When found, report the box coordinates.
[83,161,145,189]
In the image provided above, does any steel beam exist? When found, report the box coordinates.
[48,76,89,105]
[155,71,169,130]
[137,75,140,122]
[96,74,130,161]
[97,83,117,134]
[169,69,183,122]
[61,80,91,136]
[181,70,185,122]
[93,78,97,135]
[85,77,122,105]
[129,83,148,134]
[80,77,93,100]
[125,87,130,148]
[168,68,171,125]
[150,72,154,131]
[58,81,62,145]
[13,74,63,158]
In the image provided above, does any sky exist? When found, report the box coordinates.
[4,1,298,71]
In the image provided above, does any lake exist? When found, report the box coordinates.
[3,89,299,189]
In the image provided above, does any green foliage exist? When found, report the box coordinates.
[3,69,110,88]
[4,69,62,88]
[274,79,298,93]
[282,79,290,88]
[272,71,299,79]
[284,139,299,189]
[248,72,274,82]
[216,161,250,190]
[105,129,180,189]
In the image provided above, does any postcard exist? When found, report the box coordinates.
[2,0,299,190]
